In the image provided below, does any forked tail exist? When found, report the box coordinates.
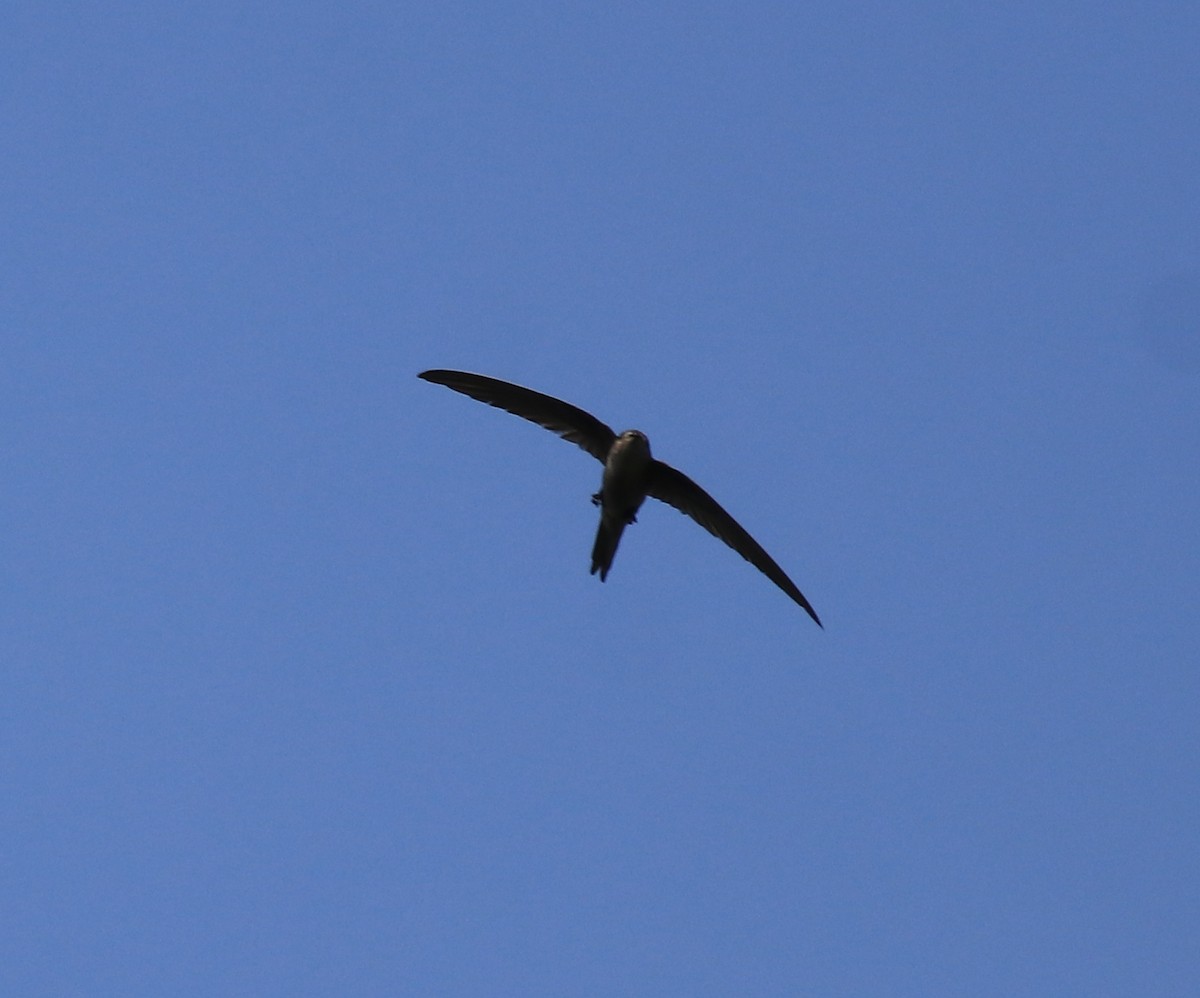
[590,516,626,581]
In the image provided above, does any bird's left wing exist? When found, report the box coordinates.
[647,461,823,627]
[418,370,617,462]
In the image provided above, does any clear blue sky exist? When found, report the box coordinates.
[4,4,1198,995]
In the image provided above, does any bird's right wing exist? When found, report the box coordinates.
[418,370,617,463]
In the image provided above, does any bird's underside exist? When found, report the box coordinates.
[418,369,822,627]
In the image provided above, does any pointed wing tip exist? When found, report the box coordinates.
[792,593,822,628]
[419,368,474,384]
[797,599,823,628]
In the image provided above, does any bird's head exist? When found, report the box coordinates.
[617,429,651,456]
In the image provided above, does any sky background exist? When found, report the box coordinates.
[3,3,1198,995]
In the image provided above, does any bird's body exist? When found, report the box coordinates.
[590,429,653,581]
[418,369,822,626]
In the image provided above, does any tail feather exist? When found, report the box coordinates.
[590,517,625,581]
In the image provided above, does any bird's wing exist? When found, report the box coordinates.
[647,461,823,627]
[418,370,617,462]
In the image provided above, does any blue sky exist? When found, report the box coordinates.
[3,3,1198,995]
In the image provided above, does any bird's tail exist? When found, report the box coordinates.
[590,516,626,582]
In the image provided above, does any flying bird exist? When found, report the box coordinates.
[418,369,822,626]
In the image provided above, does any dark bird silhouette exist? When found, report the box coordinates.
[418,369,822,626]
